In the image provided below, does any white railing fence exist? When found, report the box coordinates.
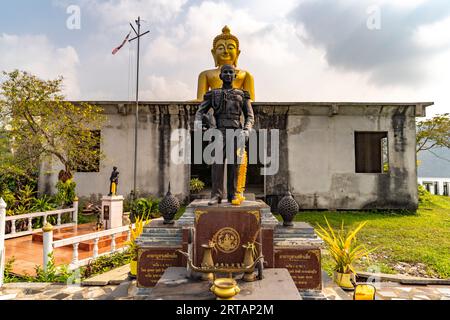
[0,198,6,287]
[4,199,78,240]
[44,224,133,271]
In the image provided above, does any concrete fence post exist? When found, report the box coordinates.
[73,196,79,225]
[43,223,54,272]
[0,198,6,287]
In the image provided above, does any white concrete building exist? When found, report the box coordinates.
[418,147,450,196]
[38,101,433,211]
[418,177,450,196]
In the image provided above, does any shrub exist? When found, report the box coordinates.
[33,252,75,283]
[80,250,131,279]
[418,184,433,206]
[190,178,205,193]
[130,197,161,220]
[32,195,57,212]
[55,178,76,207]
[4,254,75,283]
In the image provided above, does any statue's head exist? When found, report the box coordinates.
[219,64,236,85]
[113,166,117,171]
[212,26,240,67]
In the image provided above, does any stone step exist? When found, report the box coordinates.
[140,236,182,241]
[274,238,324,245]
[274,234,317,239]
[142,228,182,235]
[140,234,182,239]
[137,240,182,247]
[139,233,182,239]
[274,228,315,234]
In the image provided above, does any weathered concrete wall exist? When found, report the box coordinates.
[285,104,420,210]
[38,101,430,210]
[38,103,195,201]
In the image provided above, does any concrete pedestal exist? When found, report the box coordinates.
[136,199,324,292]
[139,267,302,300]
[101,195,124,229]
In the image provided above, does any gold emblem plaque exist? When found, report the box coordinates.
[212,227,241,254]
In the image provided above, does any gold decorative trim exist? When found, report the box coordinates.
[195,210,208,223]
[311,249,322,290]
[311,249,321,263]
[137,249,145,262]
[212,227,241,254]
[247,210,260,222]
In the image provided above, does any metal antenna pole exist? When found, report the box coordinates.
[129,17,150,200]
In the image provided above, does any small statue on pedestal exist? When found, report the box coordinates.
[109,166,119,196]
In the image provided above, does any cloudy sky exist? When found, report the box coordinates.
[1,0,449,117]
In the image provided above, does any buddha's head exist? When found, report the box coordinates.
[212,26,241,67]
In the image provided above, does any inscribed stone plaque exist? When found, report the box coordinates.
[275,247,322,290]
[137,247,182,288]
[194,207,261,266]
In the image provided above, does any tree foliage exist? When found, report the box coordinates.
[0,127,37,193]
[416,113,450,153]
[0,70,106,178]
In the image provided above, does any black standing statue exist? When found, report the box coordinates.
[195,64,255,205]
[109,166,119,196]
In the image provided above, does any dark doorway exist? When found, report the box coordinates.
[190,130,264,197]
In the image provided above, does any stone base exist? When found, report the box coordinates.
[141,267,302,300]
[136,201,324,291]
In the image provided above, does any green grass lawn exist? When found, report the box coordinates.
[282,195,450,279]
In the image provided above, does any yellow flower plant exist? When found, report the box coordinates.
[126,216,151,260]
[315,217,376,274]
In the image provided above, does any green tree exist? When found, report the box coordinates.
[416,113,450,153]
[0,70,106,180]
[0,127,37,194]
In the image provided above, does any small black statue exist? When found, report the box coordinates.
[109,166,119,196]
[195,64,254,205]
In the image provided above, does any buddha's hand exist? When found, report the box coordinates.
[194,120,203,131]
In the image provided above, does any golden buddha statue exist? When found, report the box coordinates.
[196,26,255,101]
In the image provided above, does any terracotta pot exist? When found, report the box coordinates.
[333,271,355,290]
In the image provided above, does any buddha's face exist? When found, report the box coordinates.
[213,39,240,66]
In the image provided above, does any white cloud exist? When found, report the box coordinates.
[74,0,187,30]
[141,75,191,101]
[414,16,450,49]
[0,33,80,99]
[36,0,450,118]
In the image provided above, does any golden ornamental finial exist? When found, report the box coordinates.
[213,25,239,50]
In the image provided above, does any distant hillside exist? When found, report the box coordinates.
[417,147,450,178]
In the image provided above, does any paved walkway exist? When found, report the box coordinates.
[1,280,449,300]
[4,223,127,275]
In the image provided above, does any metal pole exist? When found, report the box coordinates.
[133,17,141,199]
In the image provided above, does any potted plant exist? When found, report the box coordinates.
[126,215,150,277]
[190,178,205,194]
[315,218,374,290]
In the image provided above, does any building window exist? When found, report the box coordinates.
[434,182,439,195]
[423,182,432,193]
[73,130,101,173]
[443,183,449,196]
[355,132,388,173]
